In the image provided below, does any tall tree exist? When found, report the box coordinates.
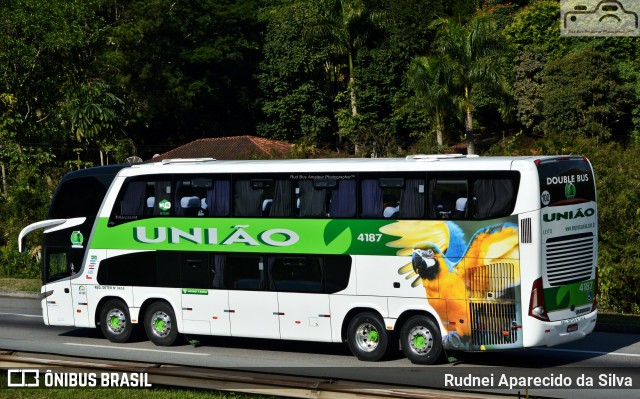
[102,0,263,154]
[427,15,508,154]
[65,81,124,166]
[406,56,454,146]
[257,1,333,144]
[305,0,383,119]
[541,48,632,143]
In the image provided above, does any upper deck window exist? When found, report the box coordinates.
[109,176,172,225]
[428,172,519,220]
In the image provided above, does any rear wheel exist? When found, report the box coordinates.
[144,302,178,346]
[400,315,443,365]
[346,312,391,362]
[100,299,133,343]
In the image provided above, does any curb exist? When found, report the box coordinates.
[0,290,39,299]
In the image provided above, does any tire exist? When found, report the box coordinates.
[399,315,443,365]
[99,299,133,343]
[144,301,178,346]
[346,312,390,362]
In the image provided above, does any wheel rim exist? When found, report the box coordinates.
[106,308,126,335]
[354,322,380,352]
[407,325,434,355]
[150,311,172,338]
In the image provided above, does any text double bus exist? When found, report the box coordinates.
[19,154,598,364]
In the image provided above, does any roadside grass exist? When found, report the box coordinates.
[0,373,278,399]
[0,278,40,293]
[598,312,640,326]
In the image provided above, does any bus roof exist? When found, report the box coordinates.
[116,155,581,176]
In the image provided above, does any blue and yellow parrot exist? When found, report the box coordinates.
[380,221,520,348]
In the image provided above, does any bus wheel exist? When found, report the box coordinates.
[400,315,443,365]
[100,299,133,343]
[346,312,390,362]
[144,302,178,346]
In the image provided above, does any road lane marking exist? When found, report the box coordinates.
[535,348,640,358]
[0,312,42,318]
[65,343,210,356]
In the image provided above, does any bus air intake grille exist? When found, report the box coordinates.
[520,218,532,243]
[470,302,518,346]
[544,232,595,287]
[467,263,516,300]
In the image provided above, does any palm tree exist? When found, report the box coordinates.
[305,0,383,118]
[406,55,456,146]
[428,15,508,155]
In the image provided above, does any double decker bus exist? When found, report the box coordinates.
[18,155,598,364]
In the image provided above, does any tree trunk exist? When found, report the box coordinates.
[435,111,444,146]
[464,86,475,155]
[1,162,7,195]
[465,108,475,155]
[349,53,358,117]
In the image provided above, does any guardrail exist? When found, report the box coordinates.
[0,350,515,399]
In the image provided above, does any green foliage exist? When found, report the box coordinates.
[257,1,333,143]
[513,50,546,134]
[541,48,632,142]
[503,0,574,60]
[102,0,263,145]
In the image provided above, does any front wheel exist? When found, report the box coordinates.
[346,312,391,362]
[100,299,133,343]
[400,315,443,365]
[144,302,178,346]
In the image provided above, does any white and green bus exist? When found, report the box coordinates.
[18,155,598,364]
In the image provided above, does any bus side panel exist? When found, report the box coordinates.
[43,278,74,326]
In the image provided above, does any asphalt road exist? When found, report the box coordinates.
[1,295,639,398]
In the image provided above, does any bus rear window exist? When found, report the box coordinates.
[537,158,595,208]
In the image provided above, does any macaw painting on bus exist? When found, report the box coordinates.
[380,219,521,351]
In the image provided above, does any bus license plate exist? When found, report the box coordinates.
[567,323,578,333]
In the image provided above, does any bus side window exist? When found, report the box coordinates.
[398,178,425,219]
[224,254,264,290]
[429,179,468,219]
[360,179,383,218]
[210,180,231,216]
[270,255,323,293]
[113,177,172,220]
[269,179,292,217]
[328,179,356,218]
[234,180,264,217]
[325,255,352,293]
[298,180,328,217]
[45,248,70,283]
[472,178,516,219]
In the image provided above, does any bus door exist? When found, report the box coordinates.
[271,255,332,342]
[226,255,280,339]
[42,247,75,326]
[179,252,233,336]
[180,252,213,335]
